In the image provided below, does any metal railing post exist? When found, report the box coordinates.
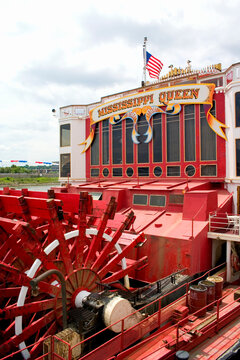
[51,335,54,360]
[158,298,162,327]
[68,342,72,360]
[121,319,124,351]
[176,323,179,350]
[216,299,220,333]
[186,283,189,307]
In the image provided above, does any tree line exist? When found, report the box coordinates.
[0,165,58,173]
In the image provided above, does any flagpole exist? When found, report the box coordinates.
[142,36,147,86]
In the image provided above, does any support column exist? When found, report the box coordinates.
[226,240,231,282]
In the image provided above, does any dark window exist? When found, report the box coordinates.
[138,167,149,177]
[133,194,148,205]
[236,92,240,127]
[126,167,134,177]
[167,113,180,162]
[169,194,184,204]
[91,123,99,165]
[103,168,109,177]
[236,139,240,176]
[167,166,180,176]
[150,195,166,207]
[200,103,216,160]
[60,124,71,147]
[137,114,149,163]
[60,153,70,177]
[185,165,196,177]
[91,168,100,177]
[154,166,162,177]
[102,119,109,164]
[201,165,217,176]
[113,168,123,177]
[126,119,134,164]
[184,105,195,161]
[153,113,162,162]
[112,122,122,164]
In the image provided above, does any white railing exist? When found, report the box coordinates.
[209,212,240,236]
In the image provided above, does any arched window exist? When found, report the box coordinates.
[91,123,99,165]
[200,102,216,161]
[102,119,109,165]
[184,105,195,161]
[126,119,134,164]
[167,112,180,162]
[153,113,162,163]
[137,115,149,163]
[112,122,122,164]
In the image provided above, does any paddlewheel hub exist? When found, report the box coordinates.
[67,268,100,308]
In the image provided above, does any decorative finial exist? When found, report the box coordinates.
[186,60,191,72]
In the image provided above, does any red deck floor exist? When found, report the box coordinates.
[116,286,240,360]
[189,318,240,359]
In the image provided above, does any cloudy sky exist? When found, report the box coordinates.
[0,0,239,164]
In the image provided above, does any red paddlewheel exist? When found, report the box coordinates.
[0,192,147,359]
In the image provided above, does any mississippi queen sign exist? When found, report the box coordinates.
[80,83,227,152]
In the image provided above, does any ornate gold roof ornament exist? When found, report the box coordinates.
[160,62,222,80]
[186,60,192,72]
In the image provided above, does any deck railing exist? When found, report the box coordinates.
[209,212,240,236]
[118,285,240,360]
[2,264,228,360]
[66,264,226,360]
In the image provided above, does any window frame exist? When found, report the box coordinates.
[112,121,123,165]
[235,92,240,127]
[60,153,71,178]
[184,104,196,162]
[200,102,217,161]
[133,194,148,206]
[166,112,180,162]
[149,195,166,207]
[60,123,71,147]
[235,138,240,176]
[200,164,217,177]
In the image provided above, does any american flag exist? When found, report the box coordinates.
[146,51,163,79]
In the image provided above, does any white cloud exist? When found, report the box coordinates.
[0,0,239,162]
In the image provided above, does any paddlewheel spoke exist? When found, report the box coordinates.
[0,190,147,359]
[2,298,57,318]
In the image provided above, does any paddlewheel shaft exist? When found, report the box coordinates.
[0,190,147,359]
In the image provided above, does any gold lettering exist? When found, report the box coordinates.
[159,92,166,103]
[122,100,127,110]
[175,90,182,100]
[143,95,149,105]
[167,91,174,101]
[113,103,118,112]
[107,105,112,114]
[98,109,105,117]
[149,94,154,103]
[182,89,191,99]
[191,88,200,99]
[137,97,143,106]
[127,99,133,108]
